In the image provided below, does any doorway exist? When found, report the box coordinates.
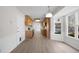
[33,22,41,33]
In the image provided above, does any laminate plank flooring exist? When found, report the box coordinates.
[11,32,79,53]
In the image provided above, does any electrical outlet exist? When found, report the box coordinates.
[19,37,21,41]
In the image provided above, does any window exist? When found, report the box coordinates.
[55,19,61,34]
[78,25,79,38]
[78,13,79,38]
[68,14,75,37]
[66,11,79,39]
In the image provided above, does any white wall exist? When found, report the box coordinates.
[0,7,25,53]
[53,6,79,50]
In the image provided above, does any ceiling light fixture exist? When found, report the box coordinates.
[35,19,40,22]
[34,18,40,22]
[46,6,53,17]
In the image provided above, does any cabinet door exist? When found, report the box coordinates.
[25,16,32,25]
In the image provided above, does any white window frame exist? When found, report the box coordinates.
[66,10,79,40]
[54,18,62,35]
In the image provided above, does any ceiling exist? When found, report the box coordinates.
[16,6,65,19]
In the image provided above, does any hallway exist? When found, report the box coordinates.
[0,6,79,53]
[11,32,79,53]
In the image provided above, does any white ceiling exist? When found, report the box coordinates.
[16,6,64,19]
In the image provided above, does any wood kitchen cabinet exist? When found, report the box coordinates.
[25,15,34,39]
[25,15,32,25]
[25,30,34,39]
[41,17,50,38]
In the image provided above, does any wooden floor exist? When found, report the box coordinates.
[11,32,79,53]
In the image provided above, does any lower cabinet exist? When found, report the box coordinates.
[25,30,34,39]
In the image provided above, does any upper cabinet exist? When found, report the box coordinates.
[25,15,32,25]
[42,17,50,27]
